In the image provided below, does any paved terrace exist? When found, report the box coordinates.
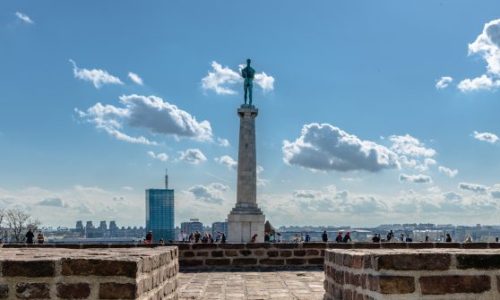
[178,271,324,300]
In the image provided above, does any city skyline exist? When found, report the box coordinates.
[2,1,500,227]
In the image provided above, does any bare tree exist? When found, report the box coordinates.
[5,208,33,242]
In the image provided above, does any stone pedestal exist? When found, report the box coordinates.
[228,104,265,243]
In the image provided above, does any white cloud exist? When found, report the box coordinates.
[438,166,458,178]
[435,76,453,89]
[389,134,436,158]
[188,183,228,204]
[458,182,488,194]
[458,19,500,92]
[15,12,34,24]
[473,131,499,144]
[399,174,432,184]
[217,138,230,147]
[128,72,144,85]
[69,59,123,88]
[458,75,500,92]
[122,186,134,191]
[201,61,275,95]
[77,94,213,144]
[283,123,399,172]
[147,151,168,162]
[215,155,237,170]
[179,148,207,164]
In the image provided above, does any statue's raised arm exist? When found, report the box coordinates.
[241,58,255,106]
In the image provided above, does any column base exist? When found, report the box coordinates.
[227,212,265,243]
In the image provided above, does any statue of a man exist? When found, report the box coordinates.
[241,58,255,105]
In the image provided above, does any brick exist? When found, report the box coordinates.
[259,259,285,265]
[239,250,252,256]
[280,250,292,257]
[343,255,363,268]
[224,250,239,257]
[57,283,91,299]
[303,243,326,249]
[0,284,8,299]
[287,258,306,265]
[99,282,137,299]
[233,258,257,265]
[308,258,324,264]
[376,253,450,270]
[267,250,279,257]
[61,259,138,277]
[378,276,415,294]
[334,270,344,284]
[205,259,231,266]
[254,250,265,256]
[275,244,299,249]
[246,243,270,249]
[2,260,55,277]
[196,251,209,257]
[16,283,50,299]
[456,254,500,269]
[182,251,195,258]
[177,243,191,250]
[211,250,224,257]
[420,275,491,294]
[305,249,320,256]
[192,244,217,250]
[489,243,500,249]
[294,250,306,257]
[218,244,245,249]
[179,259,203,267]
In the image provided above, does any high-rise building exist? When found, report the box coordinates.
[146,171,175,242]
[181,218,204,235]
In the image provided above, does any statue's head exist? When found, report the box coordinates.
[246,58,251,65]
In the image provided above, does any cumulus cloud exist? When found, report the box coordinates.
[188,183,228,204]
[399,174,432,184]
[389,134,436,169]
[473,131,498,144]
[459,182,488,194]
[458,19,500,92]
[490,184,500,199]
[128,72,143,85]
[458,75,500,92]
[147,151,168,162]
[76,94,213,144]
[215,155,237,170]
[179,148,207,164]
[201,61,275,95]
[15,12,34,24]
[69,59,123,88]
[438,166,458,178]
[37,198,65,207]
[435,76,453,89]
[283,123,399,172]
[217,138,230,147]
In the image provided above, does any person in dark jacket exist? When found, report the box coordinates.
[25,229,34,244]
[321,230,328,242]
[342,232,352,243]
[335,232,343,243]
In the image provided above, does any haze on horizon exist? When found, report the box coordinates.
[1,1,500,228]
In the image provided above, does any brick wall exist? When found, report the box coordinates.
[324,248,500,300]
[0,247,178,299]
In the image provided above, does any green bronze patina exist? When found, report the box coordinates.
[241,58,256,106]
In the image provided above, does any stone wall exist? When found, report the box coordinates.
[324,248,500,300]
[0,247,178,299]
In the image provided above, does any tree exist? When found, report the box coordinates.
[5,208,40,242]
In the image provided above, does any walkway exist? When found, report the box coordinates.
[178,271,324,300]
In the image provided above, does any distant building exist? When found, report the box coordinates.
[99,221,107,231]
[212,221,228,237]
[146,171,175,242]
[181,219,204,235]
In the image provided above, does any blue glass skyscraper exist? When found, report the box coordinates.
[146,172,174,242]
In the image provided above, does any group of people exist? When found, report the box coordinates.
[321,231,352,243]
[25,229,44,244]
[179,231,227,244]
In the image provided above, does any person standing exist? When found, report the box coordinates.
[37,231,44,244]
[445,233,452,243]
[322,230,328,242]
[145,231,153,244]
[335,232,343,243]
[25,229,34,244]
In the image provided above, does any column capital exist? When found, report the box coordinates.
[237,105,258,118]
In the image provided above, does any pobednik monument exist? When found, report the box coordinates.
[227,59,265,243]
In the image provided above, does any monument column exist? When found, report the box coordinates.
[227,104,265,243]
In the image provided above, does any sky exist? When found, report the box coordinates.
[1,1,500,228]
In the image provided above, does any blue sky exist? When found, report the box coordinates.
[1,1,500,227]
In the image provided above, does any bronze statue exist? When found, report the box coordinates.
[241,58,255,105]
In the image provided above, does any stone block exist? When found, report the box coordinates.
[61,259,138,277]
[294,250,306,257]
[280,250,292,257]
[233,258,257,265]
[419,275,491,294]
[16,283,50,299]
[0,284,8,299]
[56,283,91,299]
[239,250,252,256]
[224,250,239,257]
[376,253,451,270]
[192,244,217,250]
[195,251,209,257]
[267,250,279,257]
[179,259,203,267]
[211,250,224,257]
[259,259,284,265]
[205,259,231,266]
[2,260,55,277]
[99,282,137,299]
[286,258,306,265]
[308,258,324,265]
[456,254,500,269]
